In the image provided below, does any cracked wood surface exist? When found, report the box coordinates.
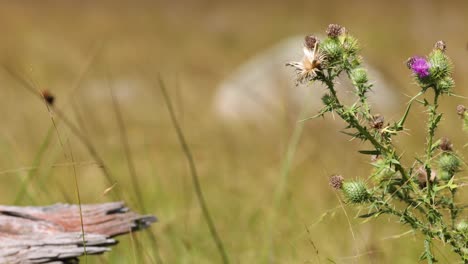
[0,202,156,263]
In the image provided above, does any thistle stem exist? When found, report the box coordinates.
[323,75,409,181]
[425,91,440,162]
[424,91,440,200]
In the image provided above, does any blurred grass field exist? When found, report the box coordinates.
[0,1,468,263]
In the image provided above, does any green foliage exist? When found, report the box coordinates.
[371,158,397,183]
[288,24,468,262]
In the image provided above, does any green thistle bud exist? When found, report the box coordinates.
[456,220,468,233]
[436,76,455,94]
[341,35,359,55]
[321,93,336,107]
[438,153,461,180]
[438,170,452,181]
[342,181,370,203]
[350,68,368,86]
[320,38,343,63]
[428,49,452,80]
[438,154,461,172]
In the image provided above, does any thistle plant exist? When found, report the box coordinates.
[288,24,467,262]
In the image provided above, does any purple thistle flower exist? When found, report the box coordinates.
[408,56,431,78]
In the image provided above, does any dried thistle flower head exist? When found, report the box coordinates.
[434,40,446,52]
[456,105,466,116]
[439,137,453,152]
[326,24,346,38]
[329,174,344,189]
[370,114,384,129]
[370,155,380,162]
[406,57,415,69]
[305,35,318,50]
[41,90,55,106]
[415,166,436,188]
[286,36,326,84]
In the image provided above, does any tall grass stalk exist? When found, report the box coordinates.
[48,106,119,198]
[262,102,309,263]
[4,65,120,199]
[157,77,230,264]
[143,141,165,264]
[108,70,152,263]
[108,71,145,211]
[67,139,88,263]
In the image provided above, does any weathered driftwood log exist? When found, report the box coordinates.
[0,202,156,264]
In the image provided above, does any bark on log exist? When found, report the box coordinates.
[0,202,156,263]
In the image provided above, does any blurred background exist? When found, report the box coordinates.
[0,1,467,263]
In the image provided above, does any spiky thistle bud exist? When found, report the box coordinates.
[326,24,346,38]
[428,49,452,80]
[438,153,461,180]
[436,76,455,94]
[350,67,368,86]
[438,170,453,182]
[320,37,343,63]
[342,35,359,55]
[329,175,344,189]
[342,181,370,203]
[321,93,339,110]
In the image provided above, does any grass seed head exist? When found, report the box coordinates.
[41,90,55,106]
